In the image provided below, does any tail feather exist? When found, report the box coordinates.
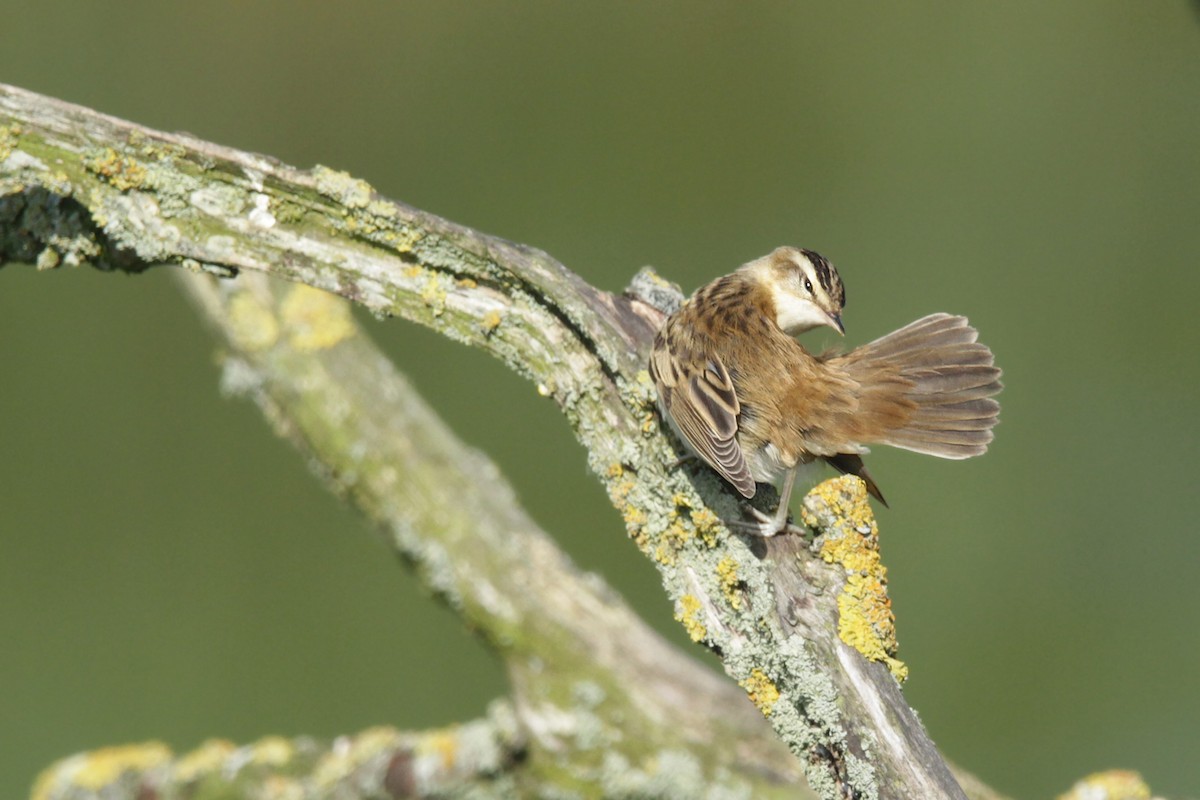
[834,314,1002,460]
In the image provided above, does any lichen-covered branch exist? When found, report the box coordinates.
[3,82,1002,799]
[33,703,526,800]
[173,269,804,798]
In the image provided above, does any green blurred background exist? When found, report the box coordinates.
[3,3,1198,798]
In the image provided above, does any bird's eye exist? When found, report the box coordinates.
[803,277,813,294]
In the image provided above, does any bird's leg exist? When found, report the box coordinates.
[770,466,799,532]
[670,453,703,471]
[728,467,800,537]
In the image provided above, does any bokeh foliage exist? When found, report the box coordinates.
[2,4,1198,798]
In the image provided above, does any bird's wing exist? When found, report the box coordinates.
[650,337,756,498]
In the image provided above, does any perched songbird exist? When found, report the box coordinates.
[649,246,1002,535]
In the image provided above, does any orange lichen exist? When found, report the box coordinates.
[85,147,148,190]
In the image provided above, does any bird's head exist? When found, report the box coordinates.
[743,246,846,336]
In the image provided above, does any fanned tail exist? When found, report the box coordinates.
[837,313,1002,459]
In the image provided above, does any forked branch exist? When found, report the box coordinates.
[2,83,1006,800]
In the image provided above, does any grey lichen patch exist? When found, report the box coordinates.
[90,191,181,263]
[625,266,685,316]
[388,519,464,611]
[0,187,104,268]
[844,752,879,800]
[598,748,749,800]
[189,181,248,218]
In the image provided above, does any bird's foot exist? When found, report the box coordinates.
[726,504,803,538]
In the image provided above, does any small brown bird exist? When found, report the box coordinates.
[649,246,1002,535]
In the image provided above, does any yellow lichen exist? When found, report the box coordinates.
[0,123,21,162]
[739,668,781,716]
[1058,770,1152,800]
[32,742,172,799]
[806,475,876,534]
[716,555,743,610]
[661,518,694,550]
[228,292,280,351]
[809,476,907,682]
[419,276,448,316]
[622,504,647,529]
[172,739,236,782]
[675,594,707,642]
[419,730,460,770]
[85,147,148,191]
[312,165,375,209]
[260,775,303,800]
[837,575,907,682]
[281,285,355,352]
[608,478,635,504]
[689,507,722,546]
[481,309,503,332]
[456,277,477,289]
[383,227,422,253]
[606,463,624,480]
[249,736,295,766]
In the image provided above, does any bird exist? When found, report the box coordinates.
[648,246,1002,536]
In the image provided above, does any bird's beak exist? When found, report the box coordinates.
[828,312,845,336]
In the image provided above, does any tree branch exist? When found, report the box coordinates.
[3,83,1006,800]
[174,268,804,797]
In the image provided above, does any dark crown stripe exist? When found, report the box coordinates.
[801,249,845,306]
